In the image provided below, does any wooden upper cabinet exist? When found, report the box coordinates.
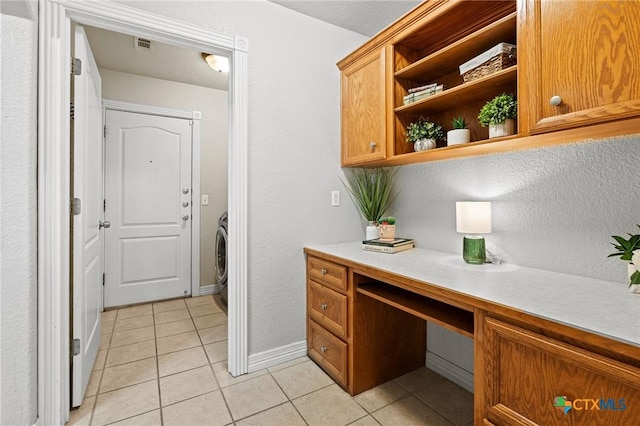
[522,0,640,134]
[340,47,387,166]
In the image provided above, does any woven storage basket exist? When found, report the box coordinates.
[462,53,516,83]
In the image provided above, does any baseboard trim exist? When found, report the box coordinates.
[199,284,219,296]
[247,340,307,373]
[426,351,474,393]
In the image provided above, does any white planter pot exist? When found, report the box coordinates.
[488,118,516,138]
[413,138,436,152]
[366,222,378,240]
[447,129,470,146]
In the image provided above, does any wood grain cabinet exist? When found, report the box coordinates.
[520,0,640,135]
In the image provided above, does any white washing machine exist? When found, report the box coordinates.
[216,212,228,306]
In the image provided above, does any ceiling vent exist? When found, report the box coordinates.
[134,37,152,50]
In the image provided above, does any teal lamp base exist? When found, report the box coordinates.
[463,235,486,264]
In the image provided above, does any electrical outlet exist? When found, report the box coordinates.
[331,191,340,207]
[201,195,209,206]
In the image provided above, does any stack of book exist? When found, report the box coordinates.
[362,238,415,254]
[402,83,446,105]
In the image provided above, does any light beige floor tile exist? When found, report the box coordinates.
[105,340,156,367]
[162,390,232,426]
[110,326,155,348]
[93,350,107,371]
[155,319,195,338]
[114,315,154,332]
[101,310,117,322]
[193,313,227,330]
[354,381,409,413]
[372,395,451,426]
[184,295,215,308]
[101,320,115,335]
[203,340,228,364]
[99,357,157,393]
[271,360,334,399]
[222,374,288,420]
[198,324,227,344]
[348,415,382,426]
[154,308,191,325]
[188,303,223,318]
[293,384,367,426]
[85,369,102,397]
[158,346,208,377]
[413,375,474,425]
[393,367,441,393]
[99,334,111,351]
[117,304,153,320]
[153,298,187,314]
[236,402,306,426]
[108,409,161,426]
[157,330,201,355]
[68,396,95,426]
[92,380,159,426]
[267,356,309,372]
[211,361,268,388]
[159,365,217,406]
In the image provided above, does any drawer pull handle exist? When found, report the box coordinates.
[370,141,376,151]
[550,95,563,106]
[320,346,328,353]
[320,303,328,310]
[320,268,327,275]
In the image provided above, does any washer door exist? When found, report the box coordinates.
[216,226,228,284]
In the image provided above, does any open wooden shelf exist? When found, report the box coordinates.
[357,281,474,338]
[395,12,516,82]
[395,66,517,115]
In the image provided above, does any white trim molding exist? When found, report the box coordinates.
[102,99,201,121]
[247,341,308,373]
[199,284,220,296]
[426,351,474,394]
[38,1,249,423]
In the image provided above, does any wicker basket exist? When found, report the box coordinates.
[462,52,516,83]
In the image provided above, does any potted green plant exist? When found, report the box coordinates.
[378,216,396,241]
[406,117,444,152]
[609,225,640,292]
[447,116,470,146]
[342,167,398,239]
[478,93,517,138]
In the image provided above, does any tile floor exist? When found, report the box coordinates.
[68,295,473,426]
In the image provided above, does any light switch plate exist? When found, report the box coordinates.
[331,191,340,207]
[201,195,209,206]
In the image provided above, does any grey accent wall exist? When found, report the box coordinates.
[0,1,38,424]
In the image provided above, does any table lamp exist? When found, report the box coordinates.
[456,201,492,265]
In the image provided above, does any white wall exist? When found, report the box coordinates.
[99,69,229,287]
[0,1,38,424]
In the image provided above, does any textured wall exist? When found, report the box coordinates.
[99,69,229,287]
[0,1,38,424]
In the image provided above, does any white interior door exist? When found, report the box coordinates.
[104,109,193,307]
[72,25,103,407]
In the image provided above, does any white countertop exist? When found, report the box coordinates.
[305,242,640,348]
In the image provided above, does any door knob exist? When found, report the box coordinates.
[98,220,111,229]
[182,214,190,221]
[182,187,190,194]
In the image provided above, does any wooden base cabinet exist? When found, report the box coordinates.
[481,317,640,425]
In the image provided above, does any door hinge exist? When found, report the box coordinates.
[71,57,82,76]
[103,199,106,212]
[72,338,81,356]
[71,198,81,215]
[70,101,75,120]
[102,273,105,286]
[103,125,107,138]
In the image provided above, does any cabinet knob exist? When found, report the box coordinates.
[550,95,563,106]
[320,303,328,310]
[320,268,327,275]
[369,141,376,151]
[320,346,328,353]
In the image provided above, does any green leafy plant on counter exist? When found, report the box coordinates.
[378,216,396,225]
[478,93,517,127]
[609,225,640,285]
[341,167,398,224]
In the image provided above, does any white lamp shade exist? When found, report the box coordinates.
[456,201,492,234]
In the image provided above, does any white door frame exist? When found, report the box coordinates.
[38,1,249,424]
[102,99,203,303]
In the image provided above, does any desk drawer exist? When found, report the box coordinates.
[309,320,347,387]
[307,257,347,293]
[309,280,348,338]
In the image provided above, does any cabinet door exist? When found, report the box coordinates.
[341,47,387,166]
[522,0,640,134]
[483,317,640,425]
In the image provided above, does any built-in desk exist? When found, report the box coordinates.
[304,243,640,425]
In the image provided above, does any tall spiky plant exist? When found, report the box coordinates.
[341,167,398,224]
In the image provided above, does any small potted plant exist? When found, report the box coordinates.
[447,116,470,146]
[406,117,444,152]
[609,225,640,293]
[478,93,517,138]
[378,216,396,241]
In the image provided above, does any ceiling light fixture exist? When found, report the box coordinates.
[201,53,229,73]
